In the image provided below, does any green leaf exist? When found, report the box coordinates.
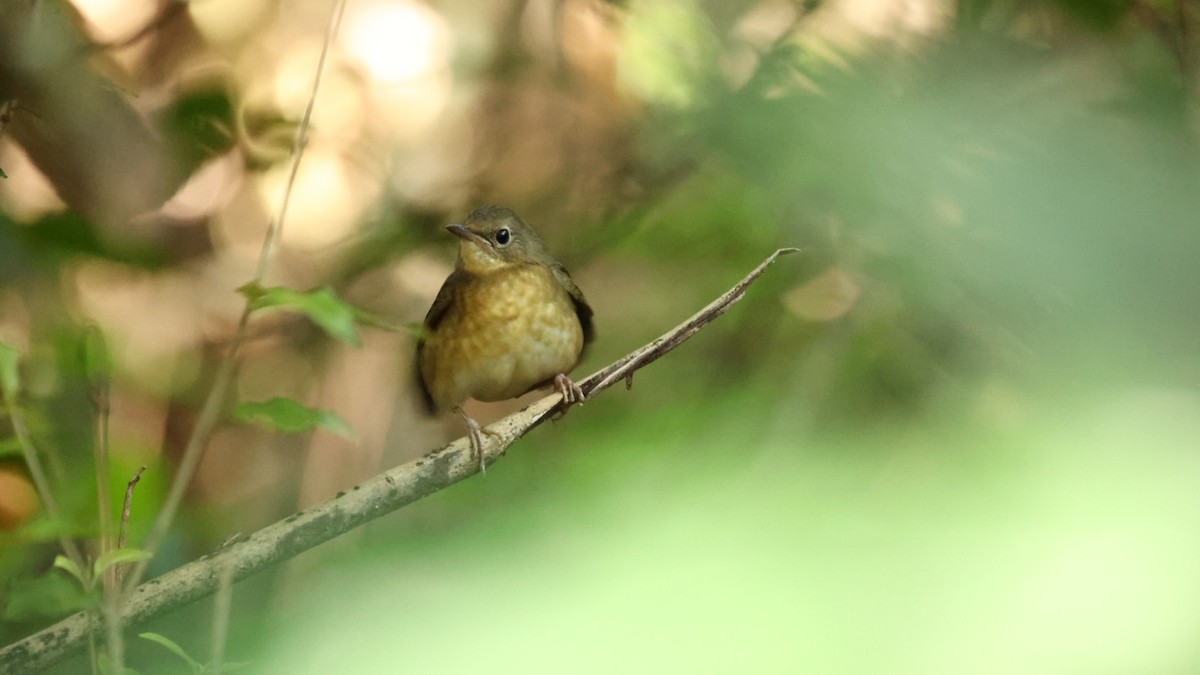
[2,570,91,621]
[160,88,236,176]
[234,398,354,439]
[93,547,152,577]
[53,555,88,588]
[248,286,362,346]
[0,166,7,178]
[139,633,203,672]
[351,309,424,337]
[15,210,170,269]
[235,281,266,303]
[0,515,79,545]
[0,341,20,399]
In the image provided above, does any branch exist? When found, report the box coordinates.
[0,3,190,226]
[0,248,799,674]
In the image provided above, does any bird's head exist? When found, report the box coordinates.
[448,205,553,273]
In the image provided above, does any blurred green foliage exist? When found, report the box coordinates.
[234,397,353,438]
[160,89,237,177]
[251,391,1200,674]
[4,0,1200,672]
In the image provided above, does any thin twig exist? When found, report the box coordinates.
[210,562,235,675]
[117,466,146,554]
[85,325,125,672]
[121,318,246,598]
[100,604,123,674]
[88,327,115,591]
[94,407,112,551]
[105,460,143,673]
[0,247,799,674]
[253,0,346,282]
[121,0,347,598]
[96,397,123,673]
[1,394,85,567]
[85,612,97,675]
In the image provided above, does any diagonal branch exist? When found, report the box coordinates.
[0,248,798,674]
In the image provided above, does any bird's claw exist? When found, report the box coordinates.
[554,373,585,407]
[455,407,499,475]
[550,374,585,422]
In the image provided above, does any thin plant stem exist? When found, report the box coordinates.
[253,0,346,282]
[101,603,123,674]
[89,327,116,589]
[210,562,235,675]
[3,395,85,567]
[94,392,113,571]
[86,611,98,675]
[121,0,348,597]
[120,315,248,596]
[117,466,146,553]
[92,361,125,673]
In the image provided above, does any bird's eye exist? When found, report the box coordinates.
[495,228,510,245]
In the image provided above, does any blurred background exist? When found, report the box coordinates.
[2,0,1200,672]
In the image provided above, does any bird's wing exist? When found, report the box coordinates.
[551,263,595,346]
[415,270,468,412]
[421,269,466,333]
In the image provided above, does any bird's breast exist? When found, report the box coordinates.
[421,264,585,408]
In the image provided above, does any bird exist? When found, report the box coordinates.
[416,205,594,472]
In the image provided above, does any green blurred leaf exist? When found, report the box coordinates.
[248,286,362,346]
[1046,0,1129,29]
[93,547,151,577]
[139,633,202,673]
[2,569,91,621]
[240,106,301,169]
[236,281,267,303]
[0,341,19,399]
[352,309,426,338]
[618,0,719,108]
[0,515,80,546]
[234,397,354,439]
[161,88,236,174]
[0,166,7,178]
[53,554,87,588]
[14,211,171,269]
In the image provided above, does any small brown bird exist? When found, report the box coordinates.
[417,206,594,470]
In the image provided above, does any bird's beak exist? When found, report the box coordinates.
[446,224,490,248]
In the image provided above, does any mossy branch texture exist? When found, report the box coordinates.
[0,248,798,674]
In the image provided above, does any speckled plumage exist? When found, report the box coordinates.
[417,206,593,413]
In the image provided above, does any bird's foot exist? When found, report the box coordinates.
[454,406,500,474]
[552,373,585,420]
